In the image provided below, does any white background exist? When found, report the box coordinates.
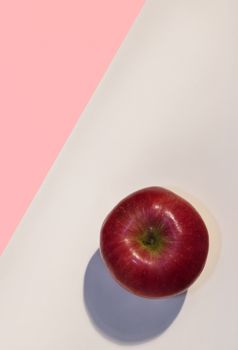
[0,0,238,348]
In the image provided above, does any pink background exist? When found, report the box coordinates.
[0,0,144,254]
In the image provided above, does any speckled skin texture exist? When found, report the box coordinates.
[100,187,209,298]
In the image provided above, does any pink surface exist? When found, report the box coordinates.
[0,0,144,254]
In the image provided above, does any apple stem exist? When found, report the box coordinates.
[143,232,156,246]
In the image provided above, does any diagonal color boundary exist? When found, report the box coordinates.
[0,0,145,254]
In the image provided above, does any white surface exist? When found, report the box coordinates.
[0,0,238,348]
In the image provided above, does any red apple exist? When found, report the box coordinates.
[100,187,209,298]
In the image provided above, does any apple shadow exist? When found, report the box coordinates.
[83,249,187,344]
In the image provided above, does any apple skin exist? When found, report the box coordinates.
[100,187,209,298]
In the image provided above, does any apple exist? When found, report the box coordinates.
[100,187,209,298]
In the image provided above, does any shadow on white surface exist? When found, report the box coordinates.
[83,250,187,344]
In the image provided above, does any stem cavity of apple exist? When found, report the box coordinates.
[140,226,166,253]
